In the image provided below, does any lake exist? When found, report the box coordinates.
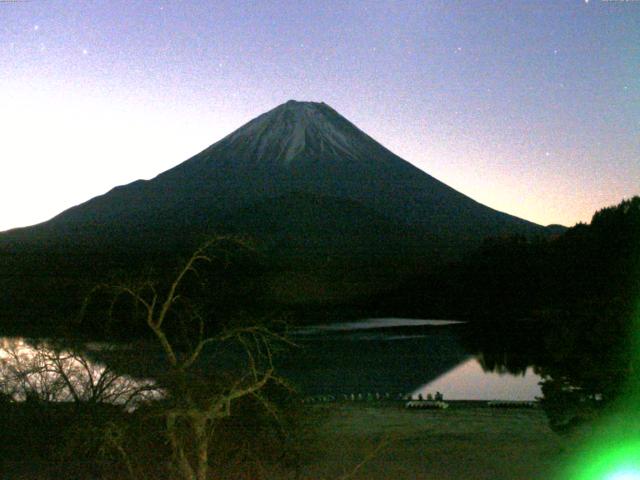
[0,318,544,404]
[282,318,543,401]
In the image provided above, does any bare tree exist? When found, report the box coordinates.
[85,238,292,480]
[0,338,155,408]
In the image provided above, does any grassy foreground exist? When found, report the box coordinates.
[0,401,590,479]
[295,403,581,480]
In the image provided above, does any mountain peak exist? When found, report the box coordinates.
[282,99,327,109]
[272,99,333,120]
[217,100,363,165]
[283,99,324,106]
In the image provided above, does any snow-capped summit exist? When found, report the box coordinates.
[194,100,399,172]
[219,100,360,165]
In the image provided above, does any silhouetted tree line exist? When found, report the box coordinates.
[386,196,639,323]
[440,196,640,432]
[0,233,271,338]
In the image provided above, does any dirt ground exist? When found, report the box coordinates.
[295,403,582,480]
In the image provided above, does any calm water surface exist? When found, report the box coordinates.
[0,318,544,403]
[285,318,543,401]
[0,337,158,407]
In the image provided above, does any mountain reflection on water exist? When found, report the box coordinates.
[2,315,629,434]
[413,358,542,401]
[282,318,542,400]
[0,320,541,405]
[460,316,636,433]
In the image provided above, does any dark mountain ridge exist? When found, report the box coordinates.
[0,100,561,331]
[2,100,549,259]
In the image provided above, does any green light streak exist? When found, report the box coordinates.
[558,286,640,480]
[606,471,640,480]
[563,440,640,480]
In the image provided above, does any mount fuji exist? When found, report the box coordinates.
[0,100,560,326]
[2,100,547,263]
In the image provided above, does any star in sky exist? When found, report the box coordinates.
[0,0,638,230]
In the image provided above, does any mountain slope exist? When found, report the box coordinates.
[4,100,545,258]
[0,100,560,330]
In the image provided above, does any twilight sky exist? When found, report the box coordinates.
[1,0,638,231]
